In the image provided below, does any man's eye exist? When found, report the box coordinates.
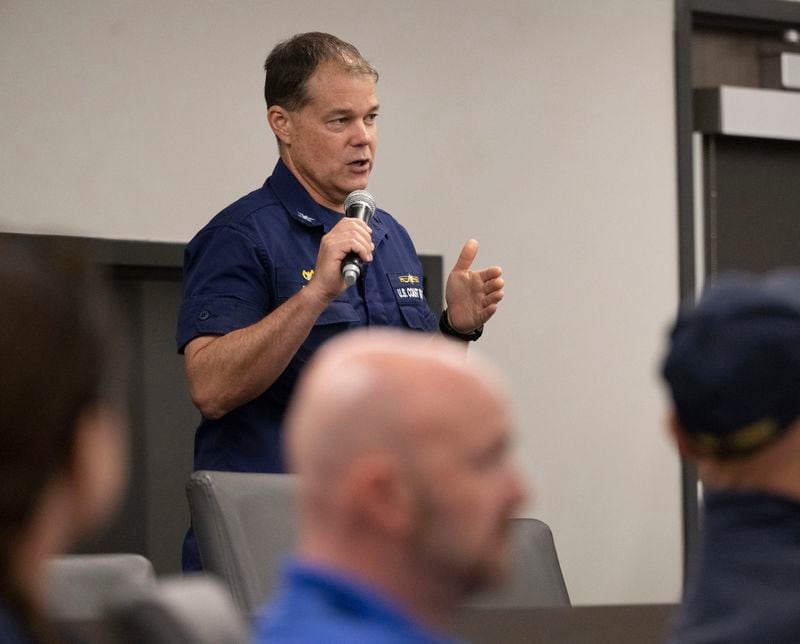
[365,114,378,124]
[330,118,347,125]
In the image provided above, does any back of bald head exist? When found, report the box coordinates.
[285,329,503,490]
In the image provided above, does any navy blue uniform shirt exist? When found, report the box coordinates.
[254,559,461,644]
[668,489,800,644]
[0,601,33,644]
[177,160,437,567]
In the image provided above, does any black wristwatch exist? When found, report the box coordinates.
[439,308,483,341]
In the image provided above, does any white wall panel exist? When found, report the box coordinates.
[0,0,681,604]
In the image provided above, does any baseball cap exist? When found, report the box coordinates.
[662,269,800,457]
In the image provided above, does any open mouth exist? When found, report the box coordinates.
[348,159,370,169]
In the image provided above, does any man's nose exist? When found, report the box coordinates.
[506,464,530,510]
[350,120,373,146]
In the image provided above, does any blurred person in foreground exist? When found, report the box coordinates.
[253,329,527,643]
[662,270,800,644]
[0,240,128,643]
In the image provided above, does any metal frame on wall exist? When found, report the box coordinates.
[673,0,800,578]
[0,232,444,315]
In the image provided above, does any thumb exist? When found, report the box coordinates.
[452,239,479,272]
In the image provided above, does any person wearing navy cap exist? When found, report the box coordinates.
[662,269,800,644]
[176,32,505,571]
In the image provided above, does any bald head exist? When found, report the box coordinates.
[285,329,526,612]
[286,329,506,483]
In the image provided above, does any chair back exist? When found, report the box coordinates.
[186,470,297,614]
[109,575,247,644]
[46,553,157,621]
[187,472,570,614]
[465,518,571,608]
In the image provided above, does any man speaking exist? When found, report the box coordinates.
[176,32,505,571]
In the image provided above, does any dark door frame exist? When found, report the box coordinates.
[674,0,800,579]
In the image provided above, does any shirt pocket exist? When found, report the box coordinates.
[385,271,433,331]
[397,305,432,330]
[302,297,360,355]
[265,297,360,406]
[316,298,360,326]
[275,266,311,301]
[294,296,357,366]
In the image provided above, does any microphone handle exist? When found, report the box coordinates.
[341,202,374,286]
[342,254,362,287]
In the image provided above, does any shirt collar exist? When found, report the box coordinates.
[266,159,385,236]
[285,558,459,644]
[702,487,800,542]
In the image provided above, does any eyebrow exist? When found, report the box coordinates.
[323,104,380,119]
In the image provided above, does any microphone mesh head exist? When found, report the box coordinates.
[344,189,376,215]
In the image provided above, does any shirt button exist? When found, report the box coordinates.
[198,310,210,321]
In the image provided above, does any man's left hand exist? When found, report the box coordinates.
[445,239,504,334]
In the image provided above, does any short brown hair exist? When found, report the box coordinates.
[264,32,378,111]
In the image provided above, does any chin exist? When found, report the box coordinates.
[457,558,507,597]
[480,544,514,589]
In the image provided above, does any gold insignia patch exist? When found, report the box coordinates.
[399,274,420,284]
[302,269,315,281]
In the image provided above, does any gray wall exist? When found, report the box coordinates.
[0,0,681,604]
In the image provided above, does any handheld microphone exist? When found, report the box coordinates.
[341,189,376,287]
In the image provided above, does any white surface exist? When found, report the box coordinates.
[720,86,800,141]
[693,133,706,293]
[0,0,681,605]
[780,52,800,89]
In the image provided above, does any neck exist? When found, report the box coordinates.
[279,153,345,213]
[298,532,460,631]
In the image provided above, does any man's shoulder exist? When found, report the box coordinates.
[204,183,285,233]
[254,563,453,644]
[255,598,416,644]
[375,207,400,226]
[374,207,414,240]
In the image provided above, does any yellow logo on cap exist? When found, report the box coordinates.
[730,418,778,450]
[693,417,779,456]
[302,269,314,281]
[399,274,420,284]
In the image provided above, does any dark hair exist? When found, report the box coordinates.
[0,238,122,640]
[264,32,378,111]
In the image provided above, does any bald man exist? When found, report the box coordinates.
[253,329,526,643]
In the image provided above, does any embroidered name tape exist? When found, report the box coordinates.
[388,273,424,302]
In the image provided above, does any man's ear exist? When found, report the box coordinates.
[668,408,699,460]
[346,454,415,538]
[267,106,292,146]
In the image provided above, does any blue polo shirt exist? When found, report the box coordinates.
[253,560,461,644]
[668,489,800,643]
[178,159,437,475]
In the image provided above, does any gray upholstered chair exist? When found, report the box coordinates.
[45,553,157,621]
[185,470,297,615]
[186,471,570,616]
[108,575,247,644]
[464,518,570,608]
